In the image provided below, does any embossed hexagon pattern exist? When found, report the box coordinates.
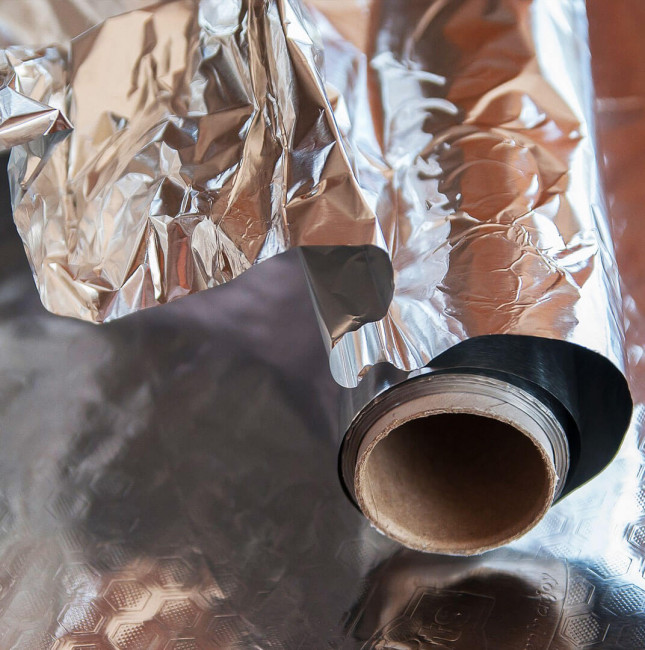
[199,566,241,604]
[619,623,645,649]
[602,585,645,616]
[105,580,151,612]
[9,588,49,622]
[535,512,567,537]
[96,545,138,572]
[207,615,246,647]
[566,578,595,606]
[58,603,104,635]
[110,622,160,650]
[152,558,193,589]
[628,524,645,552]
[10,630,55,650]
[56,564,99,596]
[540,542,580,559]
[156,598,201,630]
[636,488,645,511]
[562,613,608,646]
[46,491,89,521]
[576,518,596,540]
[589,554,632,579]
[336,539,379,569]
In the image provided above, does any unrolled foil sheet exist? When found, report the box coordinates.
[0,0,643,646]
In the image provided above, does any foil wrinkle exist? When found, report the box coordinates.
[0,0,626,391]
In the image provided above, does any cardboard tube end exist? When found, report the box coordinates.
[355,413,556,554]
[345,373,569,555]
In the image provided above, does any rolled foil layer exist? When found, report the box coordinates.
[311,0,631,549]
[314,0,626,386]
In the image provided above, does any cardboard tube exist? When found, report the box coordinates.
[348,373,569,554]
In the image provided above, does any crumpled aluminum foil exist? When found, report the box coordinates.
[1,0,387,347]
[316,0,626,386]
[0,0,165,48]
[0,0,627,391]
[0,0,644,646]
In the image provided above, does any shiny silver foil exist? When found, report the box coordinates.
[0,0,627,391]
[316,0,626,386]
[1,0,387,341]
[0,0,644,645]
[0,0,166,48]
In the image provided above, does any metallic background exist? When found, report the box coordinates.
[1,0,645,648]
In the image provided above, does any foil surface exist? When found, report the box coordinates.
[0,0,644,647]
[1,0,386,334]
[0,0,169,48]
[316,0,626,385]
[0,0,627,391]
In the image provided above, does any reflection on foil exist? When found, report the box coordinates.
[0,0,169,48]
[0,0,628,391]
[348,550,567,649]
[0,72,71,150]
[0,0,644,647]
[2,0,388,346]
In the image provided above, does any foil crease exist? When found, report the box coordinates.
[316,0,625,385]
[0,0,644,646]
[0,61,71,151]
[0,0,627,391]
[2,0,384,327]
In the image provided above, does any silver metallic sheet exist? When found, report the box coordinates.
[1,0,387,342]
[0,0,627,392]
[316,0,626,386]
[0,1,643,649]
[0,0,170,48]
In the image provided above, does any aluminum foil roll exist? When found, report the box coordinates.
[0,0,633,554]
[320,0,632,553]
